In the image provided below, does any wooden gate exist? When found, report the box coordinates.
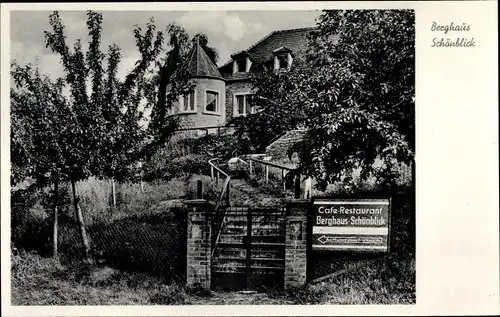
[211,207,286,290]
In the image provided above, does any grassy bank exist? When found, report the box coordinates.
[11,250,188,305]
[12,249,414,305]
[11,174,220,282]
[282,253,415,304]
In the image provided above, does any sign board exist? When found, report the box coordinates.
[312,198,391,253]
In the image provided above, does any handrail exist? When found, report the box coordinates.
[242,154,307,196]
[208,157,232,258]
[213,176,231,212]
[248,155,297,171]
[266,131,288,148]
[208,157,230,179]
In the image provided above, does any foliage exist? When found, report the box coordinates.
[232,65,309,153]
[297,10,415,189]
[235,10,415,189]
[143,153,210,181]
[44,11,168,182]
[278,253,415,304]
[11,11,203,261]
[194,32,219,64]
[10,64,69,187]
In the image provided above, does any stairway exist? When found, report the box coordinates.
[228,179,282,207]
[211,208,286,290]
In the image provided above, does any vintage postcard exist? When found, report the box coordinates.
[1,1,498,316]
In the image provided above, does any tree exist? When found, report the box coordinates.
[236,9,415,190]
[300,10,414,189]
[11,62,73,259]
[194,33,219,65]
[12,11,200,261]
[232,60,310,153]
[41,11,168,261]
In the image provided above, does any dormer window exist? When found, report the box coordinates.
[231,51,254,74]
[273,47,293,70]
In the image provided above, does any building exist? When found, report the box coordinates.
[170,27,316,134]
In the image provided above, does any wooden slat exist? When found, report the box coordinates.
[217,256,285,262]
[213,265,284,270]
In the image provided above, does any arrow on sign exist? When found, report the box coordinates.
[317,235,330,244]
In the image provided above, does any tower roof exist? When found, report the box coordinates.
[186,38,224,80]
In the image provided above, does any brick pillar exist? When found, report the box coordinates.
[185,199,212,291]
[283,199,309,290]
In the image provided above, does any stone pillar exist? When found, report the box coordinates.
[283,199,309,290]
[185,199,212,291]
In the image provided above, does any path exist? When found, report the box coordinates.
[187,290,294,305]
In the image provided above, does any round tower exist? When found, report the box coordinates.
[178,37,226,131]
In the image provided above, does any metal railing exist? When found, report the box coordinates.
[208,158,231,209]
[246,154,296,191]
[208,158,231,257]
[243,154,313,199]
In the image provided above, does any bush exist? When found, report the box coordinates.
[144,153,210,182]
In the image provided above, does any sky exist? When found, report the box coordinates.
[10,10,321,80]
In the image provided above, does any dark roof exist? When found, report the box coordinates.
[273,46,293,54]
[230,50,255,62]
[186,40,224,80]
[220,27,317,72]
[223,72,251,82]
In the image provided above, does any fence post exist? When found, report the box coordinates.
[211,166,214,180]
[216,171,219,184]
[265,165,269,184]
[282,169,286,191]
[245,209,252,289]
[249,160,253,176]
[226,180,230,206]
[197,180,203,199]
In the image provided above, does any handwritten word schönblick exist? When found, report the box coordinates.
[431,21,475,48]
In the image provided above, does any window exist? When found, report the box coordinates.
[277,55,288,69]
[235,94,258,116]
[180,91,196,113]
[205,91,219,113]
[236,59,246,72]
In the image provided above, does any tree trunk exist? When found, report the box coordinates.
[53,179,59,260]
[71,179,92,263]
[111,178,116,208]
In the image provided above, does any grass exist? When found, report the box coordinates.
[279,253,416,305]
[11,249,188,305]
[12,249,414,305]
[11,174,221,284]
